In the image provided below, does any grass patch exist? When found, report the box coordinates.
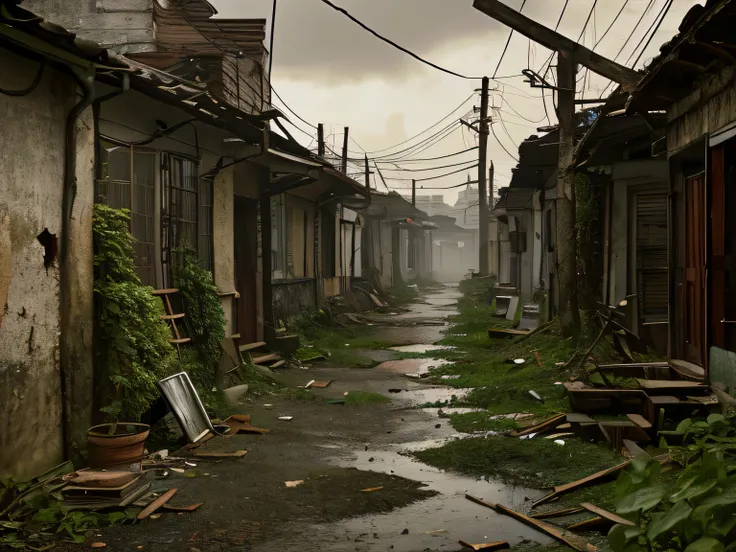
[415,435,622,489]
[449,412,520,433]
[344,391,392,405]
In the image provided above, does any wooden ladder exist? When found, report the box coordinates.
[152,288,191,358]
[232,335,283,369]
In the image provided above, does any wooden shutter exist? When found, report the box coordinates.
[636,193,668,323]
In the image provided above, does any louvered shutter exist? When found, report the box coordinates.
[636,193,668,323]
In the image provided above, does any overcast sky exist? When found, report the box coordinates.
[212,0,699,204]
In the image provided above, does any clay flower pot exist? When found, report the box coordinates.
[87,423,150,468]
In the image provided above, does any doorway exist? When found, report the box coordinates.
[234,196,259,344]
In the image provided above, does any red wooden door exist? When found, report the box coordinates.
[685,174,706,365]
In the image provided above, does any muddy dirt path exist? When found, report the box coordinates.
[93,285,551,552]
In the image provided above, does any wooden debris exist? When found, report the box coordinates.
[532,460,633,508]
[458,540,510,551]
[511,413,567,437]
[224,419,270,435]
[626,414,652,430]
[311,380,332,388]
[566,413,595,424]
[359,486,384,493]
[567,517,606,532]
[531,507,585,519]
[230,414,252,423]
[65,470,138,488]
[580,503,635,526]
[534,351,543,367]
[192,450,247,459]
[636,379,708,393]
[162,503,203,512]
[137,488,177,520]
[488,328,531,339]
[467,499,596,552]
[623,439,648,458]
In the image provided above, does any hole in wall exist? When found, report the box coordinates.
[37,229,58,269]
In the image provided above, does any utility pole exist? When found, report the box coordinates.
[318,123,325,157]
[489,161,495,206]
[555,50,581,338]
[364,155,371,189]
[411,179,416,206]
[341,126,349,174]
[472,0,639,340]
[478,76,490,277]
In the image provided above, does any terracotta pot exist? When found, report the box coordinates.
[87,423,150,468]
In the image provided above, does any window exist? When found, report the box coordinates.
[407,234,416,270]
[636,193,668,323]
[99,146,156,287]
[270,195,286,278]
[161,153,213,286]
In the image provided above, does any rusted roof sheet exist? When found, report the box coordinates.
[129,0,265,69]
[0,0,126,68]
[627,0,736,112]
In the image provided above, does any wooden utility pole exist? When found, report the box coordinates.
[489,161,495,205]
[364,155,370,189]
[411,179,416,206]
[472,0,639,339]
[318,123,325,157]
[478,76,490,277]
[341,126,349,174]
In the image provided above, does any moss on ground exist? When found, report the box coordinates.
[448,412,520,433]
[414,435,623,489]
[344,391,392,405]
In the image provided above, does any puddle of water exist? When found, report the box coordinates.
[375,358,454,376]
[421,407,486,417]
[398,387,471,406]
[389,344,455,354]
[331,446,551,551]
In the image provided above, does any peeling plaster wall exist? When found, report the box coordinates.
[0,48,95,478]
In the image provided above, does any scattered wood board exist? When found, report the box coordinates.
[162,503,202,512]
[488,328,531,339]
[192,450,247,459]
[137,488,177,520]
[580,503,635,526]
[626,414,652,430]
[510,414,567,437]
[311,381,332,388]
[534,351,543,367]
[488,501,596,552]
[359,486,383,493]
[369,293,385,307]
[230,414,252,423]
[459,540,510,551]
[65,471,138,488]
[531,507,585,519]
[566,413,595,424]
[623,439,648,458]
[532,460,633,508]
[568,517,606,532]
[636,379,708,393]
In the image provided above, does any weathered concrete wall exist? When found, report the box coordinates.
[0,47,94,478]
[213,167,235,336]
[668,66,736,154]
[23,0,155,54]
[272,280,317,322]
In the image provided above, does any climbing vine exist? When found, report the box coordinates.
[172,246,225,390]
[93,205,175,421]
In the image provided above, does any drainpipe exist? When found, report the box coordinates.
[59,67,95,463]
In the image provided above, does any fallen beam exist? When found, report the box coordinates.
[580,503,635,526]
[137,488,177,520]
[510,413,567,437]
[531,507,585,519]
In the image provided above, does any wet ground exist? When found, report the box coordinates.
[87,285,551,552]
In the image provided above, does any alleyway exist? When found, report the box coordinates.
[90,286,550,552]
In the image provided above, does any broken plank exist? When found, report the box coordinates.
[636,379,708,392]
[492,503,597,552]
[488,328,531,339]
[137,488,177,520]
[532,460,633,508]
[229,414,252,423]
[162,503,203,512]
[459,540,510,551]
[66,471,138,488]
[567,517,606,532]
[466,494,496,509]
[311,380,332,388]
[566,413,595,424]
[626,414,652,430]
[192,450,247,459]
[511,413,567,437]
[531,507,585,519]
[580,503,635,526]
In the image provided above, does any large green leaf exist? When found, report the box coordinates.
[671,476,718,502]
[609,524,642,552]
[646,500,693,541]
[684,537,725,552]
[616,484,666,514]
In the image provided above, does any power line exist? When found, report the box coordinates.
[376,147,479,164]
[490,123,519,162]
[493,0,528,78]
[595,0,631,48]
[628,0,674,67]
[317,0,483,80]
[576,0,598,42]
[268,0,277,82]
[415,163,478,182]
[380,158,483,172]
[270,85,318,129]
[372,120,463,162]
[361,93,476,155]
